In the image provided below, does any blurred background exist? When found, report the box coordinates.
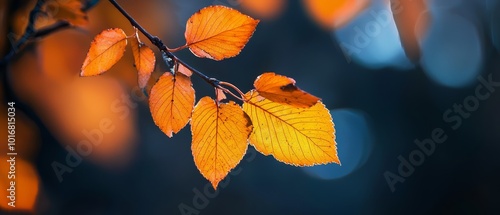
[1,0,500,214]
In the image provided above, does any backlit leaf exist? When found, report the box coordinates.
[254,72,320,108]
[49,0,88,26]
[149,72,195,137]
[81,28,127,76]
[303,0,368,29]
[243,90,339,166]
[184,5,259,60]
[131,30,156,88]
[191,97,252,189]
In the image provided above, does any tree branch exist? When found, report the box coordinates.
[108,0,221,88]
[0,0,100,65]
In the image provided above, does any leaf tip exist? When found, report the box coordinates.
[210,181,220,190]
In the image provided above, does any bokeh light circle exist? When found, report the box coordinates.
[421,12,483,88]
[333,1,413,69]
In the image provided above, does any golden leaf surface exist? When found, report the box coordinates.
[243,90,339,166]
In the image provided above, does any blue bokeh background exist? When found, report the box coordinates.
[3,0,500,214]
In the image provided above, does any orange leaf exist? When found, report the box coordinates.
[254,72,320,108]
[131,30,156,88]
[303,0,368,29]
[50,0,88,26]
[149,72,195,137]
[184,5,259,60]
[81,28,127,76]
[243,90,339,166]
[391,0,430,62]
[191,97,252,189]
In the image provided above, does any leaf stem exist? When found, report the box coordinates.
[108,0,220,88]
[167,45,188,53]
[219,81,245,100]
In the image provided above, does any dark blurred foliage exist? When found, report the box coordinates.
[1,0,500,214]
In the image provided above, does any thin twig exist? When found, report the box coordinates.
[107,0,222,89]
[0,0,44,64]
[167,45,187,53]
[0,0,100,65]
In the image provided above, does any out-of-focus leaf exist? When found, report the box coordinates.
[391,0,430,62]
[50,0,89,26]
[240,0,286,19]
[303,0,368,29]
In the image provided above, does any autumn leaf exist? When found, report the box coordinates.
[243,90,339,166]
[131,29,156,88]
[303,0,368,29]
[81,28,127,76]
[182,5,259,60]
[254,72,320,108]
[191,97,252,189]
[50,0,89,26]
[149,72,195,137]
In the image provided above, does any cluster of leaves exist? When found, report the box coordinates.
[80,5,339,189]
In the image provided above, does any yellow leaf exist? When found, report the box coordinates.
[131,30,156,88]
[149,72,195,137]
[254,72,320,108]
[303,0,368,29]
[50,0,88,26]
[184,5,259,60]
[243,90,339,166]
[191,97,252,189]
[81,28,127,76]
